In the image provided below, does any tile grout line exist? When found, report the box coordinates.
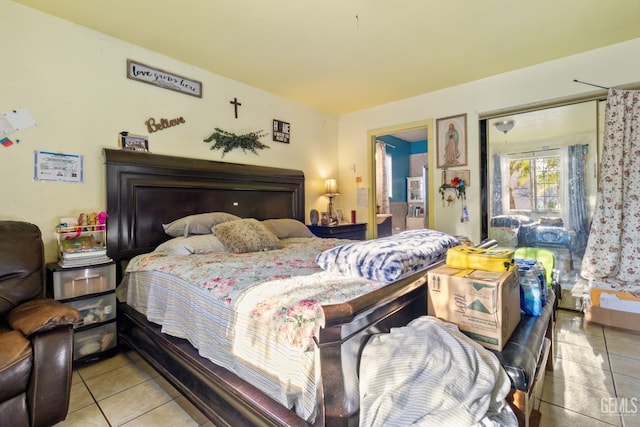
[543,318,624,426]
[79,374,113,427]
[602,327,628,427]
[93,376,176,426]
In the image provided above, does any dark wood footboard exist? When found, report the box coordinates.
[316,272,430,425]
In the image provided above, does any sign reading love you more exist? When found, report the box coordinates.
[127,60,202,98]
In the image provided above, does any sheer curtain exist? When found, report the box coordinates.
[375,141,390,214]
[581,89,640,283]
[491,154,503,216]
[567,144,589,255]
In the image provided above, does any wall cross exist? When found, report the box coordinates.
[230,97,242,119]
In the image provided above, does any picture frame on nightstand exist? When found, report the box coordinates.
[321,212,330,226]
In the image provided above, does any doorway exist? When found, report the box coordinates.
[367,119,435,238]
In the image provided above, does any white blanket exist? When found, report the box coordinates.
[359,316,517,427]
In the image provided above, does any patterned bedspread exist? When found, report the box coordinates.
[125,237,388,350]
[121,233,456,420]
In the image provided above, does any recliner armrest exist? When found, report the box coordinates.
[7,298,82,336]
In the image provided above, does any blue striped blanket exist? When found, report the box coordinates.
[315,229,459,282]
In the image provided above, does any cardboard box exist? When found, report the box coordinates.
[427,265,521,351]
[584,303,640,332]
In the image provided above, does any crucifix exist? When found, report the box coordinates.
[230,97,242,119]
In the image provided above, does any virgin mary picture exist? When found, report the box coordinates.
[437,114,467,168]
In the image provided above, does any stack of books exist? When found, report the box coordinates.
[58,234,112,268]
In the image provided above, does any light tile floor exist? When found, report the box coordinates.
[55,309,640,426]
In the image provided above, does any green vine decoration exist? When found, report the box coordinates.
[203,128,270,157]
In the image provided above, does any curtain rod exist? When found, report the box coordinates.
[376,140,396,148]
[506,147,561,157]
[573,79,610,90]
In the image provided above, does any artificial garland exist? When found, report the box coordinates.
[203,128,270,157]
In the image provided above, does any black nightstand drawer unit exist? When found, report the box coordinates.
[308,223,366,240]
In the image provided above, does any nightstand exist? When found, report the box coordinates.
[46,262,118,362]
[308,223,367,240]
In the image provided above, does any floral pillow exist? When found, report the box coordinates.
[261,218,314,239]
[162,212,240,237]
[154,235,228,255]
[213,218,283,253]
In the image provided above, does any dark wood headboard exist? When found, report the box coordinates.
[104,149,305,271]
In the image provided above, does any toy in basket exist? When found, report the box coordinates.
[446,245,514,272]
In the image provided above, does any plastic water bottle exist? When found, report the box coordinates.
[536,263,548,305]
[516,258,547,307]
[519,267,542,316]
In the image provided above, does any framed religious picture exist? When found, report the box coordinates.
[436,113,467,168]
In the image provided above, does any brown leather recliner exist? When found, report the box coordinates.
[0,221,82,427]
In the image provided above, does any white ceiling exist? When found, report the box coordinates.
[390,128,428,143]
[10,0,640,114]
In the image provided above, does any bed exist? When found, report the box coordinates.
[105,148,472,426]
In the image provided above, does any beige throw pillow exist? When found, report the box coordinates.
[213,218,282,253]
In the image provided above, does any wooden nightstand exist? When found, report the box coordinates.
[308,223,367,240]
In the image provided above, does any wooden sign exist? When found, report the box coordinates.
[127,60,202,98]
[145,116,186,133]
[272,119,290,143]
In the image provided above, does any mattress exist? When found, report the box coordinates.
[118,232,458,421]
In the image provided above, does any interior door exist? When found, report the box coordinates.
[367,119,434,238]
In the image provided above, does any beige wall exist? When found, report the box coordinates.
[0,0,338,261]
[3,0,640,259]
[338,38,640,243]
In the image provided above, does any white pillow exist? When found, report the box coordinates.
[262,218,314,239]
[162,212,240,237]
[155,235,227,255]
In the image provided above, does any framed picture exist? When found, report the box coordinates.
[320,212,330,226]
[335,209,345,223]
[436,113,467,168]
[443,169,470,186]
[119,132,149,152]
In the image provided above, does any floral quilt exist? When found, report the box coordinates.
[126,238,387,350]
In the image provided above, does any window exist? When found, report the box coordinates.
[507,152,560,213]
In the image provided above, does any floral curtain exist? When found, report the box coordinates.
[375,141,390,214]
[581,89,640,283]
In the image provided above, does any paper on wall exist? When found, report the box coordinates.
[0,108,36,135]
[0,115,14,136]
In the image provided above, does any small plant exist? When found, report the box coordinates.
[204,128,270,157]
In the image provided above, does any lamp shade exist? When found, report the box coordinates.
[494,120,515,134]
[324,178,339,196]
